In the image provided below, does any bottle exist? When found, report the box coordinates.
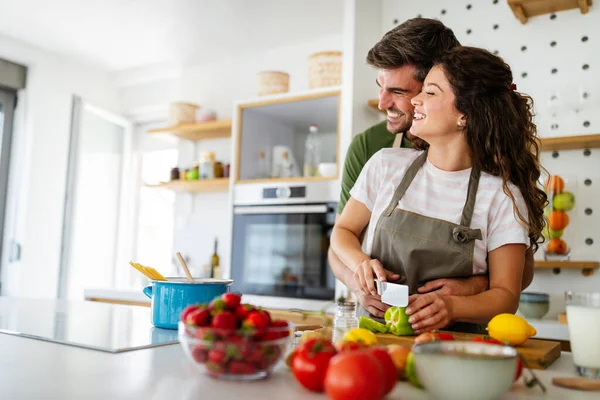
[199,152,215,180]
[257,151,268,179]
[278,151,295,178]
[210,238,220,279]
[331,300,359,346]
[303,124,320,177]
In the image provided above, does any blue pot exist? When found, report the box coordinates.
[143,278,233,329]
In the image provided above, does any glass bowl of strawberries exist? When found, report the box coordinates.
[178,292,294,381]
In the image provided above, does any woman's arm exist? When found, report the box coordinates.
[407,243,525,332]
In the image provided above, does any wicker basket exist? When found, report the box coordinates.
[257,71,290,96]
[168,102,199,126]
[308,51,342,89]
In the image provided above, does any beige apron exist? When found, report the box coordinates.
[358,149,485,333]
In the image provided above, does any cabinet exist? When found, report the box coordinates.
[234,88,341,184]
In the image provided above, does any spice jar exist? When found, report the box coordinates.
[199,152,215,179]
[223,163,230,178]
[170,167,180,181]
[214,162,224,178]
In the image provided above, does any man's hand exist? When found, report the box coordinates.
[417,275,489,297]
[354,291,390,318]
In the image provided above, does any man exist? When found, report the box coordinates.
[329,18,534,318]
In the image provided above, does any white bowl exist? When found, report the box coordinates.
[318,162,337,177]
[412,341,517,400]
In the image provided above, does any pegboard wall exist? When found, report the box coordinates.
[381,0,600,310]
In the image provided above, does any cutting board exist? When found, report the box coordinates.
[374,331,560,370]
[268,308,561,370]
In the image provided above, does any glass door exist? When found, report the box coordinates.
[57,97,134,300]
[231,203,337,300]
[0,88,16,292]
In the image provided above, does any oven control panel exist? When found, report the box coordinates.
[263,186,306,199]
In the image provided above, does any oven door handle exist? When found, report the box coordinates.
[233,205,329,215]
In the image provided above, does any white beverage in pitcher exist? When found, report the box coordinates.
[566,291,600,378]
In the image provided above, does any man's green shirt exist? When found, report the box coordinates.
[337,121,413,214]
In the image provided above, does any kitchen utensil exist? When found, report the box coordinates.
[412,341,518,400]
[375,280,409,307]
[129,261,167,281]
[519,292,550,319]
[179,321,293,380]
[176,252,194,283]
[552,377,600,391]
[142,278,232,329]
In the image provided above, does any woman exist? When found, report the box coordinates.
[331,46,547,334]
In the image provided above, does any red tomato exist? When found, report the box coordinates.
[291,338,338,392]
[338,341,364,352]
[471,337,503,345]
[325,351,385,400]
[366,347,397,396]
[514,358,524,381]
[435,333,455,341]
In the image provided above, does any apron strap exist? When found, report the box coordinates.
[382,150,428,217]
[459,167,481,227]
[392,132,404,148]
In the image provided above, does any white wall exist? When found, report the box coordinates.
[0,34,120,298]
[380,0,600,318]
[118,32,343,279]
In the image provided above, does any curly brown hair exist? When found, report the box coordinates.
[366,17,460,82]
[426,46,548,252]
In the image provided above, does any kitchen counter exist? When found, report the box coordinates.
[0,298,596,400]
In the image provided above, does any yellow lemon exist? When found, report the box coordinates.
[487,313,537,346]
[342,328,378,346]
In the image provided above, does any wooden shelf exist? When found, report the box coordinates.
[508,0,592,24]
[148,120,232,141]
[235,176,338,185]
[539,134,600,152]
[147,178,229,193]
[368,98,380,111]
[535,260,599,276]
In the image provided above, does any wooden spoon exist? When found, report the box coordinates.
[176,252,194,283]
[552,377,600,391]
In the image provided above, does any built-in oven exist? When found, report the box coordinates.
[230,183,338,301]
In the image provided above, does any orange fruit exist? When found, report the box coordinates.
[546,239,568,254]
[545,175,564,194]
[548,211,569,230]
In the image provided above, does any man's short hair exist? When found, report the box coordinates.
[366,18,460,82]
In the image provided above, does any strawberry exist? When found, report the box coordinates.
[195,327,216,342]
[211,311,237,331]
[208,349,227,365]
[243,310,270,332]
[186,307,211,327]
[222,293,242,310]
[225,335,251,359]
[191,346,208,363]
[235,304,255,320]
[206,361,225,375]
[208,298,227,315]
[271,319,290,338]
[181,305,200,322]
[247,348,263,364]
[228,361,257,375]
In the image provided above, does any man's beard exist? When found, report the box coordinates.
[386,118,412,134]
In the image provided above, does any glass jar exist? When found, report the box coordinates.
[331,300,359,346]
[543,174,575,260]
[214,162,224,178]
[199,152,215,179]
[170,167,180,181]
[223,163,230,178]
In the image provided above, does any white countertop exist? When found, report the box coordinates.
[0,298,595,400]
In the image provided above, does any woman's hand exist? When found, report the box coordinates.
[353,259,400,296]
[406,293,453,334]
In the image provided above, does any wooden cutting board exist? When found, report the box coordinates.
[267,308,561,370]
[374,331,561,370]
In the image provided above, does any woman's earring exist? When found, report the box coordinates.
[457,121,463,127]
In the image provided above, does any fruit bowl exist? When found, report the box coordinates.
[179,321,293,380]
